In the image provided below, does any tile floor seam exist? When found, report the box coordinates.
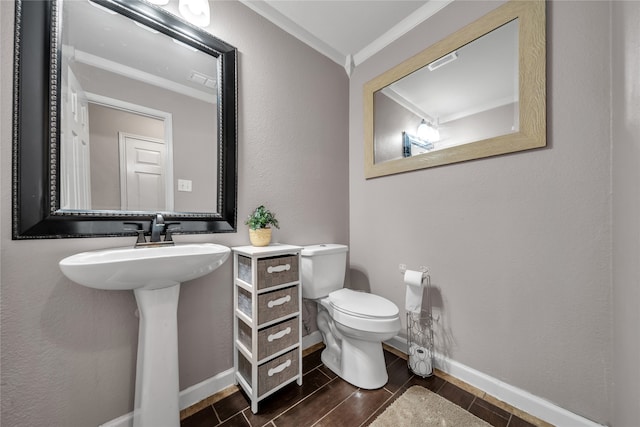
[506,412,513,426]
[271,376,339,425]
[211,403,223,425]
[309,388,360,427]
[316,366,333,381]
[358,388,397,427]
[249,367,330,426]
[239,409,251,427]
[469,395,478,411]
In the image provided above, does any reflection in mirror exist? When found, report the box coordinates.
[374,20,519,163]
[60,0,218,213]
[12,0,238,239]
[364,0,545,178]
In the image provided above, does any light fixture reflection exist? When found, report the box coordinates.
[417,119,440,143]
[178,0,211,27]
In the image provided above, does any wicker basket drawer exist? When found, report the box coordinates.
[257,317,298,360]
[238,317,299,361]
[257,255,298,289]
[238,254,298,289]
[257,348,299,397]
[257,286,298,325]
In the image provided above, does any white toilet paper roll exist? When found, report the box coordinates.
[404,269,424,313]
[409,343,432,376]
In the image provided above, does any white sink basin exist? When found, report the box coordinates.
[59,243,230,290]
[59,242,230,427]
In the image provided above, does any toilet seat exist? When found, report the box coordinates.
[325,289,400,333]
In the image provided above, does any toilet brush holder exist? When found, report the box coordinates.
[407,312,434,377]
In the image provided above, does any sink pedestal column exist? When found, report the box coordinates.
[133,284,181,427]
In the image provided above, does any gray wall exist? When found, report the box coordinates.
[3,0,639,426]
[0,1,348,426]
[349,1,618,425]
[612,1,640,425]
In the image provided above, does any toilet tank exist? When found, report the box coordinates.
[300,244,348,299]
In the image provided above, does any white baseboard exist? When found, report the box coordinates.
[105,333,606,427]
[178,368,236,412]
[384,336,605,427]
[100,368,235,427]
[302,330,323,349]
[101,334,324,427]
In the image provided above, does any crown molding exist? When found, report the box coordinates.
[353,0,453,67]
[239,0,453,76]
[238,0,344,66]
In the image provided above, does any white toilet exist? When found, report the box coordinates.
[301,244,401,389]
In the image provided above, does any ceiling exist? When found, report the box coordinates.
[238,0,453,75]
[66,0,516,127]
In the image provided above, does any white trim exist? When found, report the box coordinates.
[384,336,606,427]
[178,369,236,412]
[302,330,323,350]
[99,368,236,427]
[100,335,324,427]
[86,93,175,211]
[238,0,344,66]
[353,0,454,67]
[73,49,216,104]
[237,0,452,76]
[380,86,435,124]
[101,333,605,427]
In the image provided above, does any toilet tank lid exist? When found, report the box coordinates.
[301,244,348,256]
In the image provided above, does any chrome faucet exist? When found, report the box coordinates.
[130,214,178,248]
[150,213,165,243]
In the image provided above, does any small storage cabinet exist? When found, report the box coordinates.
[232,244,303,413]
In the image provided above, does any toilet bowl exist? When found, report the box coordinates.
[301,244,401,389]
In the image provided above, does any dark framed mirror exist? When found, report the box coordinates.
[12,0,237,239]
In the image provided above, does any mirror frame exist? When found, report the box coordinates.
[12,0,238,239]
[364,0,545,179]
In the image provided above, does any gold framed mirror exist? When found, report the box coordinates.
[364,0,545,179]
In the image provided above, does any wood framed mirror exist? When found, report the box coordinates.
[364,0,545,179]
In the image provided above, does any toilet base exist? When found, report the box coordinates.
[321,335,388,389]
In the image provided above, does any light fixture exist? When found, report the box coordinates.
[178,0,211,28]
[417,119,440,143]
[427,51,458,71]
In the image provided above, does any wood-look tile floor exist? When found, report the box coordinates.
[181,347,542,427]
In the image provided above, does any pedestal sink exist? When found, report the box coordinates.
[59,243,230,427]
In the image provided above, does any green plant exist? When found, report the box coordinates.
[245,205,280,230]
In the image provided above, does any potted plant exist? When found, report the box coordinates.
[245,205,280,247]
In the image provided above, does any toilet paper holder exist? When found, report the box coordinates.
[399,264,429,279]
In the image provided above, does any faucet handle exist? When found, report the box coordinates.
[124,222,147,244]
[164,222,181,242]
[134,230,146,244]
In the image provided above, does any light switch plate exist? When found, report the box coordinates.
[178,179,192,192]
